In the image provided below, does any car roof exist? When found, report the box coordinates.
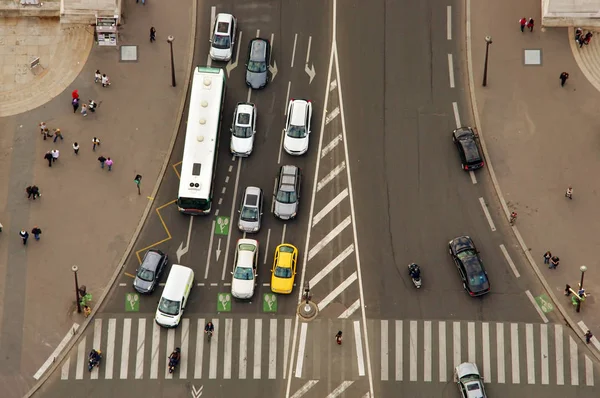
[236,102,255,115]
[249,38,268,61]
[141,250,162,270]
[279,166,298,192]
[243,186,261,206]
[463,255,484,274]
[236,249,255,268]
[461,140,481,162]
[215,13,234,27]
[277,251,293,268]
[289,100,308,126]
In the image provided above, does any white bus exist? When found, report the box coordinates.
[177,67,226,215]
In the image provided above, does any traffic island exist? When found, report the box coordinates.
[297,301,318,321]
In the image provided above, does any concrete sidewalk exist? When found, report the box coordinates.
[0,0,195,395]
[468,0,600,354]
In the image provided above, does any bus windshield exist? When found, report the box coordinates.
[178,197,211,212]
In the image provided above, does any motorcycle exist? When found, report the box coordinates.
[168,356,180,373]
[88,350,102,372]
[408,263,422,289]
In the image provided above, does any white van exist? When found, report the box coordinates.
[155,264,194,328]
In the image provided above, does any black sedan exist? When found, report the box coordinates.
[448,236,490,296]
[133,249,168,294]
[452,127,484,171]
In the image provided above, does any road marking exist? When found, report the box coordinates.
[61,357,70,380]
[329,79,337,91]
[423,321,432,382]
[570,336,579,385]
[218,198,223,205]
[269,319,277,379]
[499,244,520,278]
[381,320,388,381]
[586,355,594,386]
[497,323,505,383]
[221,187,226,194]
[165,328,175,379]
[478,197,497,231]
[291,380,318,398]
[321,134,343,158]
[317,272,357,311]
[447,6,452,40]
[195,318,205,379]
[205,220,216,279]
[254,319,262,379]
[354,320,366,376]
[225,30,242,76]
[91,319,102,380]
[313,189,348,226]
[119,282,127,286]
[469,170,477,184]
[207,6,216,67]
[541,324,549,384]
[263,228,271,264]
[149,321,160,379]
[224,318,233,379]
[338,298,360,319]
[409,320,417,381]
[76,337,86,380]
[120,319,131,379]
[577,320,600,351]
[511,323,520,383]
[482,322,490,381]
[396,320,402,381]
[556,324,564,385]
[305,35,312,64]
[317,161,346,192]
[221,157,242,280]
[278,129,285,163]
[295,322,308,378]
[439,321,446,382]
[281,223,287,244]
[452,102,461,128]
[225,176,229,184]
[327,381,354,398]
[135,319,146,379]
[291,34,298,67]
[284,81,292,116]
[238,318,248,378]
[453,322,461,367]
[526,323,535,384]
[209,319,219,379]
[246,87,252,103]
[468,322,476,363]
[308,216,351,260]
[325,107,340,125]
[283,318,292,378]
[525,290,549,323]
[256,29,260,38]
[269,33,274,63]
[180,318,189,379]
[447,54,455,88]
[35,323,79,380]
[309,244,354,287]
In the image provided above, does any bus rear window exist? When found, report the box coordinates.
[178,197,210,211]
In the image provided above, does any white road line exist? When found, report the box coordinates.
[321,134,343,158]
[295,322,308,378]
[75,337,86,380]
[106,320,120,379]
[284,81,292,115]
[283,318,291,378]
[317,161,346,192]
[35,323,79,380]
[246,87,252,103]
[119,283,126,286]
[381,320,388,381]
[447,6,452,40]
[264,228,271,264]
[453,322,461,367]
[577,320,600,351]
[439,321,447,382]
[526,323,535,384]
[205,220,216,279]
[291,34,298,67]
[499,244,520,278]
[423,321,432,382]
[281,223,287,244]
[221,187,226,194]
[325,107,340,125]
[556,324,564,385]
[396,320,403,381]
[269,319,277,379]
[269,33,274,64]
[525,290,549,323]
[305,36,312,64]
[256,29,260,38]
[165,328,175,379]
[469,170,477,184]
[452,102,461,128]
[409,321,417,381]
[338,298,360,319]
[180,318,190,379]
[120,319,131,379]
[497,323,505,383]
[309,244,354,287]
[585,355,594,386]
[317,272,357,311]
[468,322,476,363]
[329,79,337,91]
[207,6,216,67]
[135,318,146,379]
[225,176,229,184]
[278,129,285,163]
[91,319,102,380]
[254,319,262,379]
[209,319,219,379]
[308,216,351,260]
[541,324,549,384]
[447,54,455,88]
[478,197,497,231]
[511,323,520,384]
[195,318,205,379]
[224,318,233,379]
[570,336,579,385]
[482,322,491,381]
[291,380,319,398]
[313,188,348,226]
[221,158,242,280]
[354,320,366,376]
[326,381,354,398]
[60,357,70,380]
[239,318,248,379]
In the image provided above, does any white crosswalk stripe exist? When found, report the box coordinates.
[376,319,595,386]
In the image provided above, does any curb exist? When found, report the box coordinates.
[23,1,198,394]
[463,0,600,363]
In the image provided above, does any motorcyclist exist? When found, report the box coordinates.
[409,264,420,279]
[89,349,101,364]
[205,321,214,334]
[169,347,181,367]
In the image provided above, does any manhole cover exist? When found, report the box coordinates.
[524,49,542,65]
[120,45,138,62]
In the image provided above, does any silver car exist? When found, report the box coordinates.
[274,165,301,220]
[238,186,263,232]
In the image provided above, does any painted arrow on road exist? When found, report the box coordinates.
[304,36,316,84]
[176,216,194,262]
[226,30,243,77]
[191,384,203,398]
[268,60,278,82]
[216,239,222,262]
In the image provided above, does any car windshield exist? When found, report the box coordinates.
[279,246,295,253]
[287,125,307,138]
[457,249,477,259]
[213,34,231,49]
[248,60,267,73]
[241,207,259,221]
[274,266,292,278]
[233,125,253,138]
[158,297,180,316]
[276,189,297,204]
[136,267,154,282]
[234,267,254,280]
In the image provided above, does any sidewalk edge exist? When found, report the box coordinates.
[463,0,600,362]
[23,1,198,394]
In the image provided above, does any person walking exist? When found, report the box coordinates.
[527,18,534,32]
[105,157,114,171]
[101,74,111,87]
[72,97,79,113]
[19,230,29,245]
[92,137,101,151]
[40,122,50,140]
[88,99,97,113]
[98,155,107,169]
[81,103,88,117]
[519,17,527,32]
[559,72,569,87]
[44,151,53,167]
[73,142,80,155]
[31,185,40,199]
[51,149,60,163]
[565,186,573,199]
[31,226,42,241]
[95,69,101,83]
[550,255,560,269]
[335,331,343,345]
[585,330,593,344]
[150,26,156,42]
[543,251,551,265]
[72,89,79,100]
[53,128,63,143]
[26,186,33,199]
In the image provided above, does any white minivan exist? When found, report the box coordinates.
[155,264,194,328]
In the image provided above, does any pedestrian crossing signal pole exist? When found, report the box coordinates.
[483,36,493,87]
[134,174,142,195]
[72,265,81,313]
[167,36,176,87]
[577,265,587,313]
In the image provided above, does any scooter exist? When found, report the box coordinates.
[408,263,422,289]
[88,351,102,372]
[168,357,179,373]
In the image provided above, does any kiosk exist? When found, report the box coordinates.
[96,16,119,46]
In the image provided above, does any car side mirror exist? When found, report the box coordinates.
[209,39,212,43]
[230,272,234,275]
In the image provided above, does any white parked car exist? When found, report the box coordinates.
[230,102,256,156]
[209,13,237,62]
[454,362,487,398]
[283,99,312,156]
[231,239,258,299]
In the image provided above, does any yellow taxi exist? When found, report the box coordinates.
[270,243,298,294]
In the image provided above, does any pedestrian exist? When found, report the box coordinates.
[40,122,49,140]
[550,255,560,269]
[88,99,97,113]
[150,26,156,42]
[73,142,79,155]
[565,284,572,296]
[565,186,573,199]
[527,18,534,32]
[31,226,42,240]
[94,69,101,83]
[92,137,101,151]
[44,151,53,167]
[105,157,114,171]
[53,128,63,143]
[543,251,551,264]
[31,185,40,199]
[51,149,59,163]
[519,17,527,32]
[585,330,593,344]
[585,32,593,45]
[81,103,88,117]
[19,230,29,245]
[575,27,583,45]
[335,331,342,345]
[101,74,111,87]
[26,186,33,199]
[72,97,79,113]
[72,89,79,100]
[559,72,569,87]
[98,155,107,169]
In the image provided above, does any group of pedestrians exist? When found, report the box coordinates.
[575,28,594,48]
[18,226,42,245]
[71,89,99,117]
[519,17,535,32]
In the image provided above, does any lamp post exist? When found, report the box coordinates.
[72,265,81,313]
[167,35,176,87]
[576,265,587,312]
[482,36,493,87]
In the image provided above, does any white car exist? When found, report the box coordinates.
[231,239,258,299]
[454,362,487,398]
[230,102,256,156]
[209,13,237,61]
[283,99,312,155]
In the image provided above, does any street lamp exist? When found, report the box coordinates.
[576,265,587,312]
[482,36,493,87]
[72,265,81,313]
[167,35,176,87]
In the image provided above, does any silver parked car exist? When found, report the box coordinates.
[274,165,301,220]
[238,186,263,232]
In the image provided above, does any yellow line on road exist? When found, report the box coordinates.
[172,161,182,179]
[124,272,136,279]
[134,199,177,263]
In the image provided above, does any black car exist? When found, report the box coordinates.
[452,127,484,170]
[245,38,270,89]
[133,249,168,294]
[448,236,490,296]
